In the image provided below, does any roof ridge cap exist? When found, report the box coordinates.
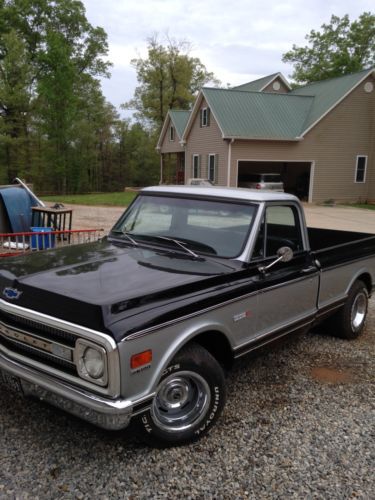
[295,67,374,90]
[204,87,314,98]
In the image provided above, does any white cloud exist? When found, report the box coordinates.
[82,0,375,110]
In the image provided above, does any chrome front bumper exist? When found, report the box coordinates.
[0,352,151,430]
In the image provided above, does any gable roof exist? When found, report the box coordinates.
[202,88,313,140]
[233,73,291,92]
[181,67,374,142]
[156,109,190,149]
[169,110,190,138]
[289,68,374,134]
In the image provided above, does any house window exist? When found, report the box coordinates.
[193,154,200,178]
[208,154,217,183]
[169,125,175,141]
[200,107,210,127]
[355,156,367,183]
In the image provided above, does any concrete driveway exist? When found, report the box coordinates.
[303,204,375,233]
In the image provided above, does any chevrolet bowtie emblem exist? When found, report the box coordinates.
[3,287,22,300]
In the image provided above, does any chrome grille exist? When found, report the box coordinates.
[0,335,76,374]
[0,299,120,398]
[0,316,77,375]
[0,310,76,346]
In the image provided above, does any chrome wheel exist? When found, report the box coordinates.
[351,291,367,331]
[151,371,211,433]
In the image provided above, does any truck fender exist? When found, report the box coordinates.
[143,321,233,394]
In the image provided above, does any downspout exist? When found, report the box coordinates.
[156,148,163,185]
[227,139,234,187]
[368,87,375,202]
[180,140,186,185]
[308,161,315,203]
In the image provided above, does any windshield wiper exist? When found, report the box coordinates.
[110,230,138,246]
[136,234,202,259]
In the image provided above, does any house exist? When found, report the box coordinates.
[157,68,375,203]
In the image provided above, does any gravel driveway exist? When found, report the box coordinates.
[0,202,374,498]
[0,301,373,498]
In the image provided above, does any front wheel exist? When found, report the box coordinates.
[330,280,369,340]
[136,343,226,448]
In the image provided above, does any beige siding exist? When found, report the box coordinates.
[262,77,289,94]
[185,98,229,184]
[160,117,185,154]
[229,75,375,203]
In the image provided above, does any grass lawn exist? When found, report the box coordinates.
[42,191,138,206]
[344,203,375,211]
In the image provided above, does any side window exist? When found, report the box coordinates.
[355,155,367,183]
[208,154,217,183]
[169,125,175,141]
[192,154,200,178]
[200,107,210,127]
[253,205,303,259]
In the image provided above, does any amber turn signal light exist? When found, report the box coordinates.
[131,350,152,369]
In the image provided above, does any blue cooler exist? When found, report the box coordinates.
[30,227,55,250]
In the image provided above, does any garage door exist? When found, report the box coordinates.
[237,161,312,201]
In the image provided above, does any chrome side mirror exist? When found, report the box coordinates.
[258,246,294,274]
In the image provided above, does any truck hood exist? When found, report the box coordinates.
[0,239,242,338]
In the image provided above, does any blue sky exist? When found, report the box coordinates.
[82,0,374,115]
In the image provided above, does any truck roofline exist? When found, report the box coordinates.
[141,185,300,203]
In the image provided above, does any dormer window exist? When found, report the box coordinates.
[169,125,175,141]
[200,107,210,127]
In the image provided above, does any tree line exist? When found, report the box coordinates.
[0,0,164,193]
[0,2,373,194]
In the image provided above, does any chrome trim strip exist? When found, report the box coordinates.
[233,319,313,359]
[316,300,346,318]
[314,255,374,272]
[124,288,259,341]
[257,272,319,294]
[317,295,348,313]
[0,299,120,397]
[124,273,318,341]
[234,313,315,353]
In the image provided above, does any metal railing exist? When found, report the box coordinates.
[0,229,105,258]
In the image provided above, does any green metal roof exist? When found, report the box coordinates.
[233,73,280,92]
[169,110,190,138]
[198,68,373,139]
[202,88,314,139]
[290,68,373,132]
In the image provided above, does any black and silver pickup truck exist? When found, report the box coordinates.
[0,186,374,447]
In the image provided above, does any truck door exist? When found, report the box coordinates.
[252,203,319,341]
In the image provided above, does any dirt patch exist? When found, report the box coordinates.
[63,204,125,233]
[310,366,353,384]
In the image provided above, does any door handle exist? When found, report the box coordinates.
[301,266,317,273]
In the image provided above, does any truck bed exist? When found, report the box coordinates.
[308,227,375,252]
[308,227,375,274]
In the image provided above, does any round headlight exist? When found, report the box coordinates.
[83,347,105,379]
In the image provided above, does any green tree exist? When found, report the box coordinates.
[0,0,111,192]
[0,29,33,181]
[125,35,220,130]
[282,12,375,84]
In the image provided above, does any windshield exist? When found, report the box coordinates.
[110,194,257,258]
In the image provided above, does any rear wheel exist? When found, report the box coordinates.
[136,343,226,448]
[330,280,368,340]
